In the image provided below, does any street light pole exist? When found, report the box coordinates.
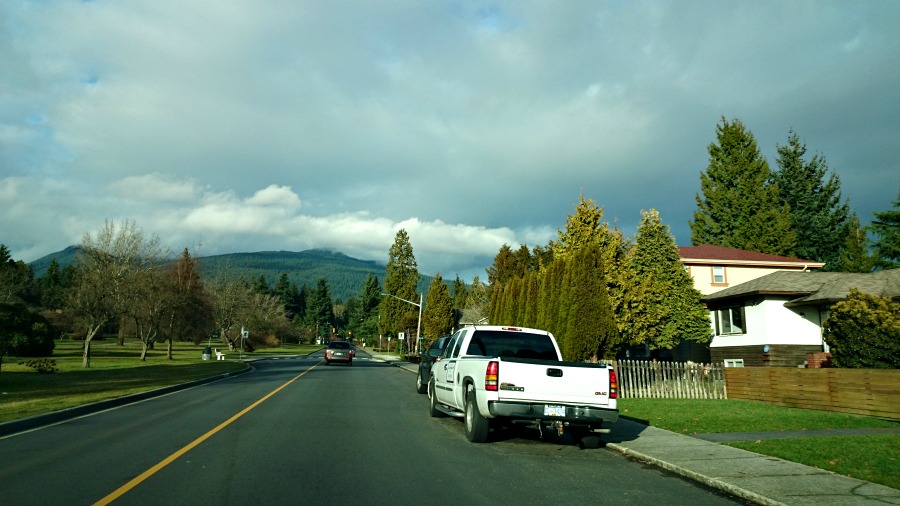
[381,292,423,354]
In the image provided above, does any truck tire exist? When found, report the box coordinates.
[464,389,489,443]
[428,378,444,418]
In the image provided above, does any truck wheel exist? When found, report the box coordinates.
[416,371,427,394]
[464,389,489,443]
[428,378,444,418]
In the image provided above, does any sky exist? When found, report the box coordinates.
[2,1,898,282]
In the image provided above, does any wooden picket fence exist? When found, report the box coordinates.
[611,359,727,399]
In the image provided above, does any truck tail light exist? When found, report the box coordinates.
[609,368,618,399]
[485,361,499,391]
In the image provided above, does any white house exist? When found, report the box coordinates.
[657,245,825,363]
[702,269,900,367]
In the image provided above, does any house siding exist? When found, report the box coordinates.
[712,344,824,368]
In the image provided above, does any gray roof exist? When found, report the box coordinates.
[702,269,900,307]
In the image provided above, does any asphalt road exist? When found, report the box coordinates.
[0,351,744,505]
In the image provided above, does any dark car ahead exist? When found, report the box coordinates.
[325,341,354,366]
[416,335,450,393]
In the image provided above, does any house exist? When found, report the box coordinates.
[679,245,825,296]
[702,269,900,367]
[636,245,824,363]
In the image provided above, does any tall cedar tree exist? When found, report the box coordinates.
[837,214,878,273]
[379,229,419,338]
[562,242,619,361]
[631,210,711,349]
[553,194,644,348]
[487,244,518,286]
[870,186,900,269]
[423,273,454,339]
[691,117,796,255]
[772,130,851,269]
[306,277,334,337]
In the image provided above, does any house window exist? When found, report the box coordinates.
[716,306,745,335]
[724,358,744,367]
[712,266,726,284]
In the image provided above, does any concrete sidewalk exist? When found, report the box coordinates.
[367,350,900,506]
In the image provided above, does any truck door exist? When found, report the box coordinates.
[435,330,464,406]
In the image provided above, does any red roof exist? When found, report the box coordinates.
[678,245,823,265]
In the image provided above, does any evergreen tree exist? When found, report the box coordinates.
[690,117,796,255]
[486,244,518,286]
[423,273,454,339]
[870,186,900,269]
[562,243,619,361]
[836,214,878,273]
[41,258,66,310]
[772,130,851,268]
[379,229,419,338]
[554,193,605,257]
[306,277,334,338]
[631,209,711,350]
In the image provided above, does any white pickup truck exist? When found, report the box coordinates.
[427,325,618,445]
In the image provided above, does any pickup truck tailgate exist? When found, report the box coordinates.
[496,358,613,406]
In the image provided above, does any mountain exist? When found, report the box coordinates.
[28,247,435,302]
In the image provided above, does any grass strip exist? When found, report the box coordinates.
[0,340,320,423]
[618,398,898,433]
[727,435,900,490]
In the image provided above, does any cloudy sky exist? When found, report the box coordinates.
[2,1,898,281]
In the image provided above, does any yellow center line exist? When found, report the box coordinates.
[94,360,324,505]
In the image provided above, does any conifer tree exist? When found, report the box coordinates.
[631,210,711,350]
[690,117,796,255]
[836,214,878,273]
[772,130,851,268]
[870,186,900,269]
[562,242,619,361]
[379,229,419,338]
[423,273,454,339]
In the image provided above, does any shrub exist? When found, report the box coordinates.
[823,289,900,368]
[22,358,58,373]
[0,303,57,358]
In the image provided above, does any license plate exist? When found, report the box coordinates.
[334,352,343,356]
[544,405,566,417]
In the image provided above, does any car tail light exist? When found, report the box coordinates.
[485,361,499,391]
[609,368,618,399]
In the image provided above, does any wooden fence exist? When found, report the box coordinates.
[611,360,727,399]
[725,367,900,421]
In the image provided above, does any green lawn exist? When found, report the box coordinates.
[618,398,900,490]
[0,339,320,423]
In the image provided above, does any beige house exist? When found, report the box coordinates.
[671,245,824,364]
[679,244,825,296]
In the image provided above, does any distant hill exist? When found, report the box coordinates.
[28,247,435,302]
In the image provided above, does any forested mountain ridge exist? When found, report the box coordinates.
[29,247,436,302]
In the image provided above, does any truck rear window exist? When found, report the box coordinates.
[465,331,557,360]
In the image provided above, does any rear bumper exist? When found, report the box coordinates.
[488,401,618,425]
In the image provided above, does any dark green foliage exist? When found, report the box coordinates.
[772,131,852,268]
[487,244,519,286]
[690,117,796,255]
[836,215,879,273]
[562,243,619,361]
[823,289,900,369]
[870,186,900,270]
[0,303,57,363]
[306,277,334,336]
[631,210,711,349]
[22,358,58,373]
[423,274,453,339]
[379,230,419,338]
